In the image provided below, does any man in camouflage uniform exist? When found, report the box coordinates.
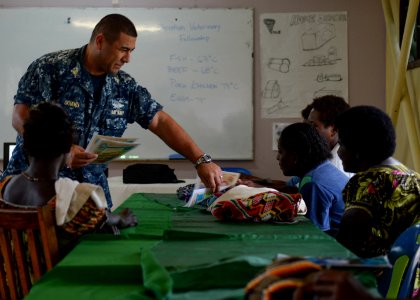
[2,14,222,208]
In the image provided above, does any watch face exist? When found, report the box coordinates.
[203,154,212,162]
[195,154,212,167]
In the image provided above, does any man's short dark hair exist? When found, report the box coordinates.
[301,95,350,127]
[90,14,137,43]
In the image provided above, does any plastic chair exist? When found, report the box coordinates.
[378,224,420,299]
[0,205,60,300]
[221,167,252,175]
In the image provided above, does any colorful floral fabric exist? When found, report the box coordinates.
[342,164,420,257]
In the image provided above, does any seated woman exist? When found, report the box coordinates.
[277,122,349,237]
[0,102,137,256]
[334,105,420,258]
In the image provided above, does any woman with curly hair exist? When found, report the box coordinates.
[0,102,137,256]
[335,105,420,258]
[277,122,349,237]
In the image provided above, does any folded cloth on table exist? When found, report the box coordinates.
[209,185,302,223]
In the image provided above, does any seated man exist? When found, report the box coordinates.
[287,95,351,187]
[302,95,351,175]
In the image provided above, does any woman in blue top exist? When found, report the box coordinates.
[277,122,349,237]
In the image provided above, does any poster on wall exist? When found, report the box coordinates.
[260,12,348,119]
[272,122,289,151]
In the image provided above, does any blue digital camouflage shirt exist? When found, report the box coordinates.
[2,46,163,208]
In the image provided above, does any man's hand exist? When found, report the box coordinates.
[196,162,223,193]
[236,179,264,188]
[147,111,223,192]
[66,145,98,169]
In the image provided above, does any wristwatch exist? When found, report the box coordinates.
[194,154,212,168]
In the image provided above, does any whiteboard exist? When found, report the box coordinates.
[0,7,253,160]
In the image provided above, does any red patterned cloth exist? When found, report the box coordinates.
[210,185,302,223]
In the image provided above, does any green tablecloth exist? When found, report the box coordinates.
[25,193,354,300]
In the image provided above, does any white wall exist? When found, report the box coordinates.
[0,0,386,181]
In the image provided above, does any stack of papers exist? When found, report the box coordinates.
[185,171,240,207]
[86,134,139,164]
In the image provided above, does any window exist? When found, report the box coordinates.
[3,143,16,171]
[400,0,420,69]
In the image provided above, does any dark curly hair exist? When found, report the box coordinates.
[90,14,137,43]
[23,102,74,160]
[279,122,332,172]
[334,105,396,165]
[301,95,350,126]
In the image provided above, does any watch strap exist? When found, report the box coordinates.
[194,154,212,168]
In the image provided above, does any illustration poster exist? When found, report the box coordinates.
[260,12,348,118]
[272,122,290,150]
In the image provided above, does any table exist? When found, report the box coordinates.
[25,193,356,300]
[108,176,196,210]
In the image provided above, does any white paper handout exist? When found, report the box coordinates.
[86,133,139,164]
[185,171,240,207]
